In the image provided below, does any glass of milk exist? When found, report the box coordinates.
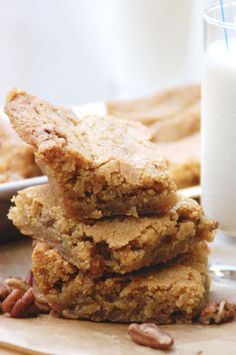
[202,2,236,282]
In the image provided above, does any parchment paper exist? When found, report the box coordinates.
[0,239,236,355]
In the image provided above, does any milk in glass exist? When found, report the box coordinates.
[202,40,236,236]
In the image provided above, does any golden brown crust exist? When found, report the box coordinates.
[32,242,210,323]
[9,185,216,277]
[5,89,177,219]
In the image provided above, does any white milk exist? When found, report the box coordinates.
[202,40,236,236]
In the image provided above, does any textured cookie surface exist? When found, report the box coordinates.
[5,89,177,219]
[32,242,210,323]
[9,184,215,276]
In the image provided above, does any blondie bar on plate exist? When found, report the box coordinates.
[107,85,200,143]
[107,86,201,189]
[5,89,177,219]
[158,132,200,188]
[9,185,215,276]
[32,241,210,323]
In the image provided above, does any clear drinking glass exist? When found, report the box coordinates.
[202,2,236,283]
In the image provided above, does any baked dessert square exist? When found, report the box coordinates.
[9,184,215,276]
[107,86,201,189]
[107,85,200,143]
[32,241,210,323]
[0,119,41,183]
[5,89,177,219]
[158,132,200,189]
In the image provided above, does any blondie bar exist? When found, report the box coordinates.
[0,119,41,183]
[107,86,201,189]
[158,133,200,189]
[5,89,176,219]
[9,185,215,276]
[32,242,210,323]
[107,85,200,142]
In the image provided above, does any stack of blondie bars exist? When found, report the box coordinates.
[6,89,216,324]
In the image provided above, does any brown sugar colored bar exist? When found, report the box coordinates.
[0,119,41,183]
[9,185,216,277]
[107,86,201,189]
[106,85,200,142]
[32,242,210,324]
[5,89,177,219]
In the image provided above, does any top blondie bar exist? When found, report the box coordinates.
[5,89,177,219]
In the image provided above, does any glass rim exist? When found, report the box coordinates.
[204,1,236,30]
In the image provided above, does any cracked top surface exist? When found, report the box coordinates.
[5,89,177,219]
[9,184,215,276]
[5,89,169,175]
[32,241,210,323]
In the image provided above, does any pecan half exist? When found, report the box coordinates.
[2,287,39,318]
[5,277,28,291]
[128,323,174,350]
[199,301,236,325]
